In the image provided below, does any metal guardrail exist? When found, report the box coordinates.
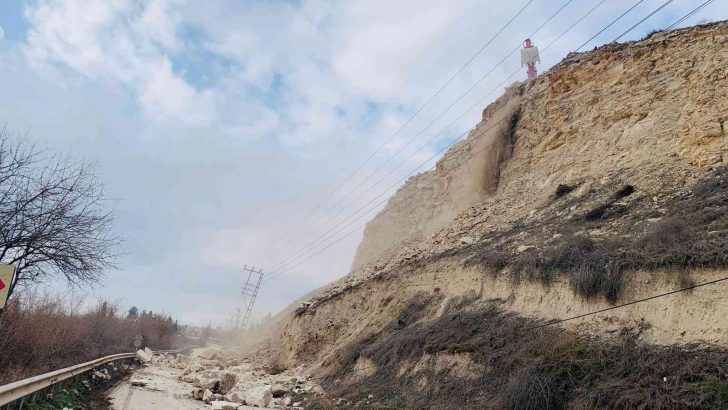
[0,348,186,407]
[0,352,139,407]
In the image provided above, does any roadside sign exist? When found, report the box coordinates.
[0,264,16,309]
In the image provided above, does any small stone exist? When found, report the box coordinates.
[130,379,146,387]
[459,236,474,245]
[211,401,240,410]
[516,244,534,253]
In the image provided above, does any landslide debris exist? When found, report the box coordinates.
[162,348,324,408]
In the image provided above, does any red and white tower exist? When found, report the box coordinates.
[520,38,540,80]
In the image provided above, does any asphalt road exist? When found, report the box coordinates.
[108,364,208,410]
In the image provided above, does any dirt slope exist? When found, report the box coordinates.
[269,22,727,409]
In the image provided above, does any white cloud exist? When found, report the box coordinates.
[23,0,214,127]
[0,25,5,41]
[331,0,467,97]
[138,58,216,126]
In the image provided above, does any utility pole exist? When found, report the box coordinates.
[521,38,540,79]
[235,265,263,331]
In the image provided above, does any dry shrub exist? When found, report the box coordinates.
[464,167,728,302]
[327,295,728,409]
[0,291,179,384]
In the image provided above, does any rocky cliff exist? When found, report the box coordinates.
[269,22,728,409]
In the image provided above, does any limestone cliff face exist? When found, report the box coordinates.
[351,21,727,273]
[277,22,728,378]
[350,87,522,272]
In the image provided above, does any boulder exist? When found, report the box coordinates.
[219,372,237,394]
[245,386,272,408]
[224,389,244,403]
[192,370,237,393]
[193,371,221,390]
[144,347,153,355]
[136,349,153,363]
[203,389,214,403]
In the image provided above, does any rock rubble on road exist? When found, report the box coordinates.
[148,348,321,409]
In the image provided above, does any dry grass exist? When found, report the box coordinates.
[327,294,728,409]
[459,167,728,302]
[0,291,179,384]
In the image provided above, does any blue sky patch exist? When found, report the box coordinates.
[0,0,27,43]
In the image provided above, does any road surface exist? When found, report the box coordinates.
[109,363,207,410]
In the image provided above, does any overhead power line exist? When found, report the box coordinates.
[267,0,580,270]
[267,0,538,254]
[613,0,674,42]
[665,0,716,31]
[278,0,579,253]
[265,0,700,282]
[265,0,613,280]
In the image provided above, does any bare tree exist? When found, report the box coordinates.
[0,127,121,300]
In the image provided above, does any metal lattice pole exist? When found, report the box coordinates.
[237,265,263,330]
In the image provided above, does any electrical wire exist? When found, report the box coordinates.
[266,0,538,253]
[266,0,584,272]
[613,0,675,42]
[665,0,716,31]
[263,0,703,282]
[265,0,613,280]
[281,0,578,251]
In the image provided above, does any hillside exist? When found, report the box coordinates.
[267,22,727,408]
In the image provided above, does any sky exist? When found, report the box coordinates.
[0,0,724,327]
